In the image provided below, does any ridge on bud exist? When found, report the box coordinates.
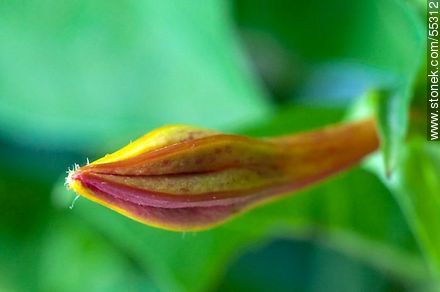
[67,119,379,231]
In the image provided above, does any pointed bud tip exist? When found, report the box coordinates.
[65,163,82,190]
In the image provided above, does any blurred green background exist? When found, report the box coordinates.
[0,0,438,291]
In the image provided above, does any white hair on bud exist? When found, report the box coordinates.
[65,163,80,189]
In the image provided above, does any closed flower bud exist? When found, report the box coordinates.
[67,119,379,231]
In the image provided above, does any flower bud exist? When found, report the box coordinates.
[67,119,379,231]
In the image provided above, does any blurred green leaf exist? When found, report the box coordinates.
[57,106,429,291]
[364,140,440,287]
[0,0,270,153]
[0,167,53,292]
[235,0,423,85]
[387,140,440,283]
[218,239,406,292]
[371,0,425,171]
[351,84,420,170]
[360,75,440,286]
[39,216,158,292]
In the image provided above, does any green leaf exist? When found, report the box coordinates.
[0,167,53,292]
[353,81,440,286]
[39,216,159,292]
[0,0,270,153]
[235,0,423,81]
[389,140,440,283]
[375,87,412,173]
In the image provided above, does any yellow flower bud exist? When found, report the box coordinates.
[67,119,379,231]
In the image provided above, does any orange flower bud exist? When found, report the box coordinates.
[66,119,379,231]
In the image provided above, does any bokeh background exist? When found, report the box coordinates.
[0,0,438,291]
